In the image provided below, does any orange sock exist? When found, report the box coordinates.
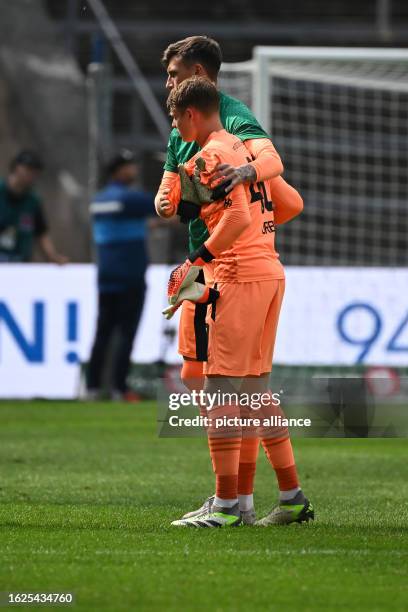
[181,359,204,393]
[259,392,300,492]
[261,436,299,491]
[208,437,241,499]
[207,400,241,501]
[238,437,259,495]
[181,360,207,419]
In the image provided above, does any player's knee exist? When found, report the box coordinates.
[180,359,204,392]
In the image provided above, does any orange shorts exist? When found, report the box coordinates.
[205,279,285,377]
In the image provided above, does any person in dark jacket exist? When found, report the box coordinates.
[87,150,154,401]
[0,150,68,264]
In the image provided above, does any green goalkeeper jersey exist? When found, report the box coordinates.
[164,91,268,251]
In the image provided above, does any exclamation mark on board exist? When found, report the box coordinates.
[66,302,79,364]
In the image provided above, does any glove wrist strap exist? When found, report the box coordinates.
[196,286,220,305]
[188,244,214,265]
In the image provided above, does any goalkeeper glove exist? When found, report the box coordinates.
[162,282,220,320]
[194,156,233,201]
[177,158,231,223]
[177,162,213,224]
[167,244,214,305]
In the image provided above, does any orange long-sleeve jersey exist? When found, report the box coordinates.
[155,159,303,227]
[245,137,283,183]
[179,129,286,283]
[155,136,282,216]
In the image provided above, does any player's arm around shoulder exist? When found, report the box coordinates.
[269,176,304,225]
[245,138,284,182]
[208,137,283,195]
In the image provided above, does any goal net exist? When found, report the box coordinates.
[220,47,408,266]
[219,49,408,418]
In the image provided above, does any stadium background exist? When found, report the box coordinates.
[2,0,408,261]
[0,0,407,400]
[1,3,408,611]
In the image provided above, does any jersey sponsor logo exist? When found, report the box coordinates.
[262,220,275,234]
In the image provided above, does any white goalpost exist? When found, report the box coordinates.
[220,47,408,266]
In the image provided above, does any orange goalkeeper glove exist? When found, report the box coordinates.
[167,244,214,305]
[162,282,220,320]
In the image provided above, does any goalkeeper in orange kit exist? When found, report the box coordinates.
[163,77,314,527]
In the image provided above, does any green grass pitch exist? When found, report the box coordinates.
[0,401,407,611]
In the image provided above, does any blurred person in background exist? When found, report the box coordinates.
[0,150,68,264]
[87,149,154,402]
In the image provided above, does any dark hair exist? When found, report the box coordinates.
[161,36,222,80]
[167,77,220,117]
[105,149,137,177]
[10,150,44,172]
